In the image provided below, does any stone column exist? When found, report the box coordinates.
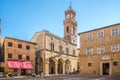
[63,63,65,74]
[55,61,58,75]
[44,59,49,75]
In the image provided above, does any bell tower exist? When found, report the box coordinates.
[63,5,77,45]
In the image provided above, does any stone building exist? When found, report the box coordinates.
[78,23,120,75]
[31,5,78,75]
[0,37,36,75]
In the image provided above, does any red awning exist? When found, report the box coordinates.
[8,61,21,69]
[8,61,33,69]
[21,61,33,69]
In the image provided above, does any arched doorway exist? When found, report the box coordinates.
[49,58,55,74]
[65,59,71,74]
[58,58,64,74]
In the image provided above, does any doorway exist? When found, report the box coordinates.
[21,69,26,75]
[49,58,55,74]
[102,63,109,75]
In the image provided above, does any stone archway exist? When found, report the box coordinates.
[65,59,71,74]
[58,58,64,74]
[49,57,56,74]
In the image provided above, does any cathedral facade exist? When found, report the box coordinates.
[31,6,78,75]
[78,23,120,75]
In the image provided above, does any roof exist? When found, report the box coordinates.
[31,30,77,46]
[5,37,37,45]
[78,23,120,35]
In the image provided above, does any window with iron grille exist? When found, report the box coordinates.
[113,61,118,66]
[88,63,92,67]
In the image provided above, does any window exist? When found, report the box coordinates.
[18,44,22,49]
[97,46,105,54]
[86,48,93,55]
[26,45,30,50]
[18,55,22,60]
[88,63,92,67]
[26,56,30,60]
[66,48,69,54]
[8,54,12,58]
[98,31,104,39]
[50,43,54,52]
[112,28,119,36]
[67,26,69,33]
[111,44,119,52]
[59,45,63,54]
[87,34,93,41]
[8,42,12,47]
[113,61,118,66]
[73,50,75,56]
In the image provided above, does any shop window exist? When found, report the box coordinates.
[14,69,17,72]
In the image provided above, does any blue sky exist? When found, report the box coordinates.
[1,0,120,46]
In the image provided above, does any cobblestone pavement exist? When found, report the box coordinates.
[1,74,120,80]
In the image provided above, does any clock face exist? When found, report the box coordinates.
[66,14,70,19]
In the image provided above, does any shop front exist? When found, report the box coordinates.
[7,60,33,76]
